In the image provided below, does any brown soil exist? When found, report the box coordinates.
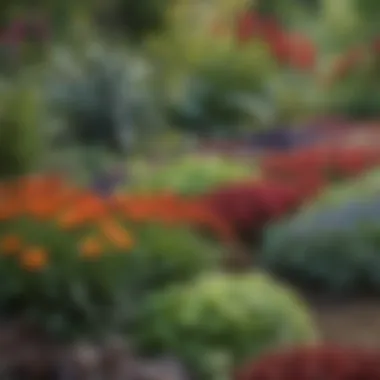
[312,299,380,348]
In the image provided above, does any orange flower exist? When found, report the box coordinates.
[20,247,48,271]
[100,219,134,250]
[125,205,153,221]
[57,206,90,229]
[79,236,103,259]
[26,198,60,220]
[0,235,22,255]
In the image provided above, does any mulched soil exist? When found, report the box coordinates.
[312,299,380,348]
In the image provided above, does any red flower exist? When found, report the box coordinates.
[236,345,380,380]
[285,32,316,70]
[261,146,378,183]
[330,45,366,82]
[236,12,262,42]
[372,38,380,54]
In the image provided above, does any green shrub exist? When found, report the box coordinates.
[135,272,317,379]
[259,195,380,294]
[128,155,258,195]
[168,41,276,135]
[128,222,221,290]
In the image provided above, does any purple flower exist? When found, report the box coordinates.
[91,167,126,197]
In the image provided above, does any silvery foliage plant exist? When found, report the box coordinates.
[46,41,158,152]
[43,41,160,183]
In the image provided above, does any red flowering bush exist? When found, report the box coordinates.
[200,179,315,245]
[235,11,316,70]
[236,345,380,379]
[261,146,380,183]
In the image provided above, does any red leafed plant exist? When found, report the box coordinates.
[235,345,380,380]
[200,179,316,246]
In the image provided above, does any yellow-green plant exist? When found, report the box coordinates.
[136,272,317,379]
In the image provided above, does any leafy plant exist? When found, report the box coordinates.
[200,179,309,246]
[260,193,380,294]
[128,155,257,195]
[47,43,158,155]
[299,167,380,213]
[168,40,276,135]
[135,272,317,380]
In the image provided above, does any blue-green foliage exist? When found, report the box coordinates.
[47,45,158,154]
[260,194,380,294]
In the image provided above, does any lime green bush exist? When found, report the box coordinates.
[135,272,317,379]
[128,155,258,195]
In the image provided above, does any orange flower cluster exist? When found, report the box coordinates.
[0,234,47,271]
[0,174,78,221]
[110,193,235,243]
[0,175,135,266]
[0,175,231,270]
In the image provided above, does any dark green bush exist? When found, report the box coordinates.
[259,196,380,295]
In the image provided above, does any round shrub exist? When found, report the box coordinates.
[135,272,317,379]
[236,345,380,380]
[0,175,223,340]
[260,195,380,294]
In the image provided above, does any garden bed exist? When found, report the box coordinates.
[313,299,380,348]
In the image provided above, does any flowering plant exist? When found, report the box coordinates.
[261,146,380,182]
[0,175,224,339]
[236,345,380,380]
